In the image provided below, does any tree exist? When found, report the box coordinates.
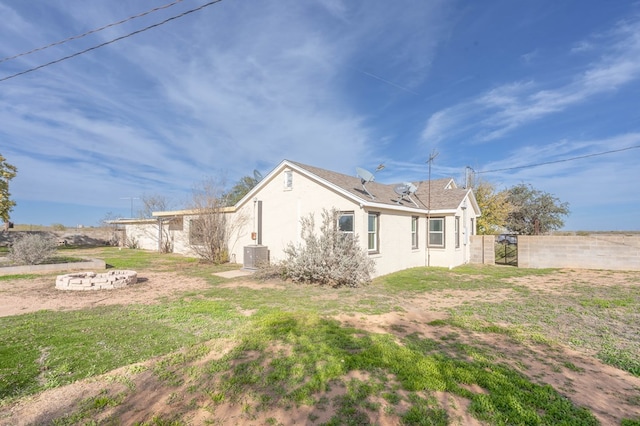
[224,169,262,206]
[0,154,18,224]
[504,184,569,235]
[187,178,248,264]
[138,194,172,218]
[135,194,175,252]
[100,211,125,246]
[474,181,511,235]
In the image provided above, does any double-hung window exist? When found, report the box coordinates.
[455,216,460,248]
[428,217,445,247]
[368,212,379,252]
[411,216,419,249]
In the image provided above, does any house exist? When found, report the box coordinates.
[121,159,481,277]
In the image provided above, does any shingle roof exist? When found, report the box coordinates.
[289,160,471,212]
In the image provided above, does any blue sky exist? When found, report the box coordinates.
[1,1,639,230]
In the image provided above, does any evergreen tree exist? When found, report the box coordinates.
[0,154,18,225]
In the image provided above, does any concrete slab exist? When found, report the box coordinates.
[213,269,255,279]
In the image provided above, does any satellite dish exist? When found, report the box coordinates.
[356,167,375,183]
[394,184,410,195]
[356,167,376,199]
[394,182,419,207]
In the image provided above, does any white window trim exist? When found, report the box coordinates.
[368,212,379,253]
[428,217,445,248]
[338,211,355,235]
[411,216,419,249]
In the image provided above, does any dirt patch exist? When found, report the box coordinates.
[0,272,229,317]
[1,269,639,425]
[336,309,640,426]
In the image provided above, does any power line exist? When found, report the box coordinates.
[0,0,185,64]
[0,0,224,83]
[476,145,640,174]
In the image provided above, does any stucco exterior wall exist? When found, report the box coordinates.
[124,164,479,278]
[230,167,365,268]
[367,210,424,276]
[126,223,158,251]
[230,167,478,277]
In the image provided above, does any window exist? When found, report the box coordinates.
[338,212,354,234]
[189,219,205,245]
[284,170,293,190]
[169,217,183,231]
[455,216,460,248]
[411,216,419,249]
[428,217,444,247]
[368,212,379,252]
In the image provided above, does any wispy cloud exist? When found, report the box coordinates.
[477,133,640,221]
[520,49,539,64]
[570,40,593,54]
[1,1,451,209]
[420,16,640,144]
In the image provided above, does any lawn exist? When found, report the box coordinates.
[0,247,638,425]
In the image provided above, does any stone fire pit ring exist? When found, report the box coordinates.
[56,270,137,291]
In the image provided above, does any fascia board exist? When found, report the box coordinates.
[462,189,481,215]
[152,206,235,217]
[235,159,367,210]
[359,202,456,215]
[107,219,157,224]
[234,159,290,209]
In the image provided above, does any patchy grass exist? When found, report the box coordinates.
[1,249,638,424]
[37,256,86,265]
[0,273,39,281]
[376,264,555,293]
[0,300,247,400]
[44,312,598,425]
[444,274,640,378]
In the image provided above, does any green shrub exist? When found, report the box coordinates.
[9,234,57,265]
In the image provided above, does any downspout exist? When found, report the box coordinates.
[461,199,468,264]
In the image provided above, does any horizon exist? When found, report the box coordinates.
[1,1,639,230]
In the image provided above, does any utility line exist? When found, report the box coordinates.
[0,0,223,83]
[476,145,640,174]
[0,0,185,64]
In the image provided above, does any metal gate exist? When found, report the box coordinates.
[495,234,518,266]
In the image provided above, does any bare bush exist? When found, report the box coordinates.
[9,234,57,265]
[258,208,375,287]
[125,236,139,249]
[186,178,244,264]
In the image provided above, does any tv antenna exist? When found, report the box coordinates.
[393,182,419,207]
[426,149,439,267]
[356,167,377,200]
[120,197,139,218]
